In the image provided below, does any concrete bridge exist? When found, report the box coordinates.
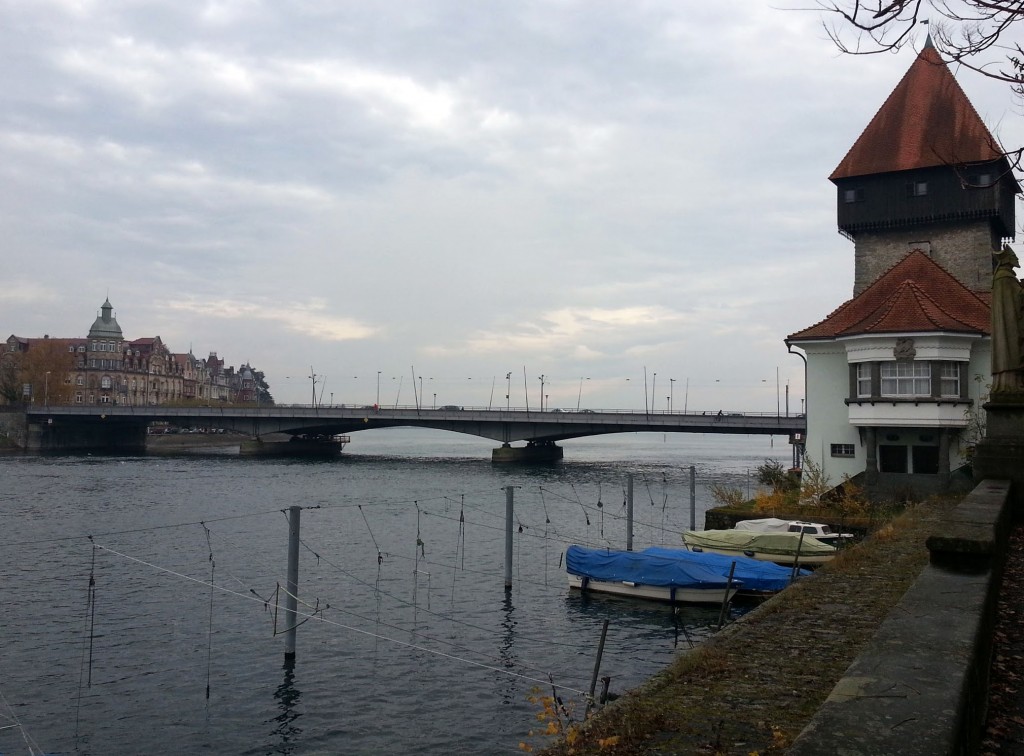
[20,404,807,461]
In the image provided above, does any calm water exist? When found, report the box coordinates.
[0,429,789,754]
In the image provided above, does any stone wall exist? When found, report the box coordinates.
[788,479,1012,756]
[853,220,994,296]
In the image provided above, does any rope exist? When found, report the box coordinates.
[89,542,588,696]
[74,538,97,749]
[0,686,44,755]
[201,522,215,701]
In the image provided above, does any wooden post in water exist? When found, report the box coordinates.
[284,505,301,661]
[626,474,634,551]
[504,486,514,590]
[587,619,610,713]
[717,561,737,629]
[790,530,806,583]
[689,465,696,531]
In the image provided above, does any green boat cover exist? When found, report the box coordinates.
[682,529,836,557]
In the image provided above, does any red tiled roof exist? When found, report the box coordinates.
[830,42,1005,180]
[788,250,990,340]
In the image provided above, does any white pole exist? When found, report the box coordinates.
[504,486,514,589]
[284,505,300,661]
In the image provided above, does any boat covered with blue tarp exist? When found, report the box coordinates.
[641,546,806,595]
[565,544,741,604]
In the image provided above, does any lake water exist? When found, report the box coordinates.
[0,429,789,754]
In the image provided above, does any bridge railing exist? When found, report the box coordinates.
[25,402,805,419]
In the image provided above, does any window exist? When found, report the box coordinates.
[100,395,110,404]
[68,345,75,353]
[856,364,872,397]
[880,361,930,396]
[971,172,993,187]
[940,363,960,397]
[843,188,864,203]
[907,181,928,197]
[101,376,112,389]
[831,444,855,457]
[76,376,84,386]
[75,393,83,403]
[78,345,86,353]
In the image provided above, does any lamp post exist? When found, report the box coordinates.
[433,392,436,410]
[506,372,511,411]
[538,375,546,411]
[44,371,50,406]
[669,378,675,413]
[651,372,657,415]
[376,371,381,407]
[418,376,423,410]
[577,377,589,411]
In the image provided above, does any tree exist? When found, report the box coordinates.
[19,341,75,405]
[817,1,1024,173]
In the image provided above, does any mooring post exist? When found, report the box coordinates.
[689,465,696,530]
[626,474,634,551]
[284,505,301,661]
[587,619,610,713]
[504,486,514,590]
[717,561,737,629]
[790,530,806,583]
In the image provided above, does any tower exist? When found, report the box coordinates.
[831,37,1018,295]
[787,39,1017,496]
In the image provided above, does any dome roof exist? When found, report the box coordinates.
[88,298,123,339]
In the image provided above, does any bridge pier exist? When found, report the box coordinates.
[26,416,147,453]
[491,440,563,464]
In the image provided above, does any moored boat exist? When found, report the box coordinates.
[682,529,836,566]
[565,545,742,605]
[640,546,807,597]
[734,517,853,542]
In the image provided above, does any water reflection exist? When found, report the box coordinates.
[499,591,518,706]
[266,661,302,753]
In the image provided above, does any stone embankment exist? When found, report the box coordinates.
[543,480,1011,755]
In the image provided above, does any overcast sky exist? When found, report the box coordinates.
[2,1,1021,410]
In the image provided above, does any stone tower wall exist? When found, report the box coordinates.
[852,220,994,296]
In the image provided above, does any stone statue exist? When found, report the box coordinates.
[992,247,1024,394]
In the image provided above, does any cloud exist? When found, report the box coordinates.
[159,297,379,342]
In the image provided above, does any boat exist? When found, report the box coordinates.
[565,545,743,604]
[239,433,350,458]
[733,517,853,542]
[640,546,807,597]
[682,529,836,566]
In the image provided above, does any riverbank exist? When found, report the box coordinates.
[542,497,957,754]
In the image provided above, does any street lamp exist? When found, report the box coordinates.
[506,372,511,411]
[538,375,546,411]
[44,371,50,407]
[651,372,657,415]
[376,371,381,408]
[669,378,675,413]
[577,377,589,411]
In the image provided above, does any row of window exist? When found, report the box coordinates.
[842,173,993,203]
[854,361,961,399]
[67,343,158,359]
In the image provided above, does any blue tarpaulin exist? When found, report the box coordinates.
[565,545,739,589]
[642,546,806,593]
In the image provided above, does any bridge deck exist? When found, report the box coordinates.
[27,404,806,445]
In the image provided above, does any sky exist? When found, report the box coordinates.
[2,1,1021,411]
